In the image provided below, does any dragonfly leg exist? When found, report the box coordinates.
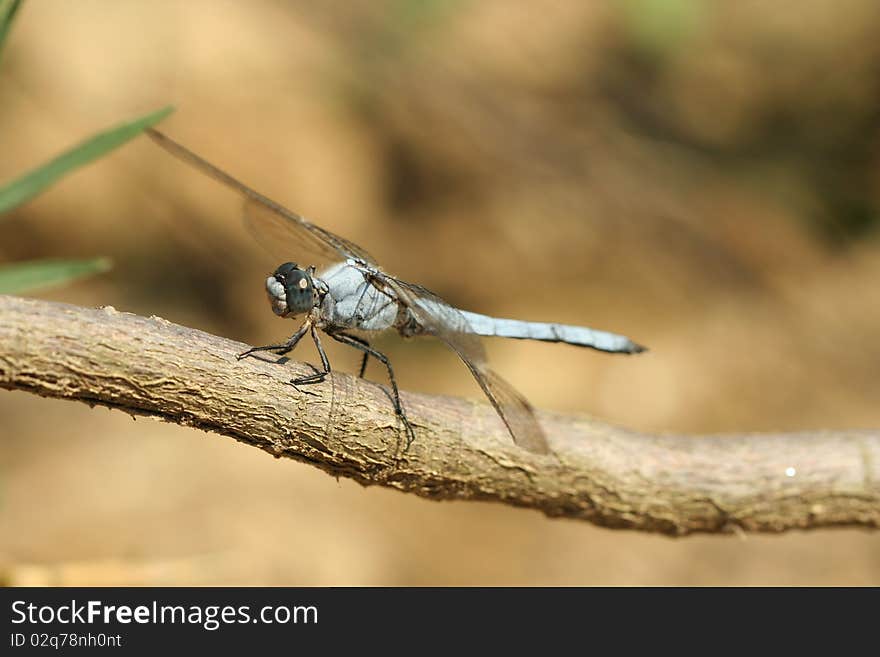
[237,322,310,360]
[291,325,331,387]
[328,330,415,449]
[332,332,371,378]
[287,363,321,397]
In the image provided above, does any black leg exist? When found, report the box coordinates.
[288,362,321,396]
[335,333,371,378]
[237,322,310,360]
[328,330,415,449]
[291,325,331,386]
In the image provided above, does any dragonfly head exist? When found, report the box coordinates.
[265,262,315,318]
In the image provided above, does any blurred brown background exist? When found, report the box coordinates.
[1,0,879,585]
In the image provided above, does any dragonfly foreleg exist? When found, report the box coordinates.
[237,321,310,360]
[291,325,331,386]
[328,330,415,449]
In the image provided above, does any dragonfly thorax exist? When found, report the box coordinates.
[265,262,316,318]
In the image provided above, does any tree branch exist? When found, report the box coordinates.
[1,294,878,535]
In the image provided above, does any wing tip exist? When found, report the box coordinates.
[521,439,552,455]
[512,425,551,454]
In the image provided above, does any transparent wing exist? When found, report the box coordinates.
[243,199,375,267]
[383,276,549,454]
[148,129,376,267]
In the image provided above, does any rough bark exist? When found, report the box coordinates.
[1,294,878,536]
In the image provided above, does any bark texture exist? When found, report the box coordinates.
[1,294,878,535]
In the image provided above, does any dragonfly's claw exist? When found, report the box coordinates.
[237,345,286,361]
[291,372,327,387]
[397,408,417,452]
[291,383,320,397]
[402,424,416,452]
[289,369,324,396]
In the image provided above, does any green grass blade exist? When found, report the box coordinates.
[0,104,174,216]
[0,257,112,294]
[0,0,23,63]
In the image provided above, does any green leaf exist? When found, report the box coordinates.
[0,257,112,294]
[0,104,175,216]
[621,0,703,57]
[0,0,23,64]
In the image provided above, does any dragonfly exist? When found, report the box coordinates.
[147,129,646,454]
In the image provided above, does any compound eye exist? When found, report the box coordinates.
[284,270,314,314]
[274,262,299,279]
